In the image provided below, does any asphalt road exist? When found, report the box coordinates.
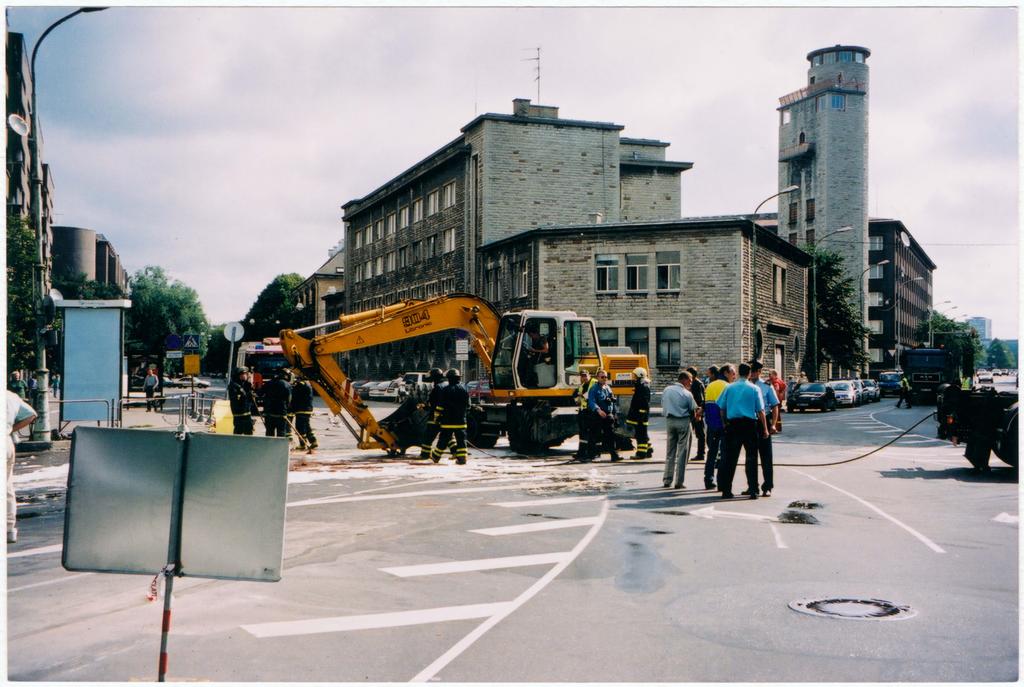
[6,379,1018,682]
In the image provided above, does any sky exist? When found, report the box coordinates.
[5,4,1020,339]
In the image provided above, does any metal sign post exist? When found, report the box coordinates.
[223,322,245,398]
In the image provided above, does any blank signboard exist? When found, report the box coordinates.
[63,427,288,581]
[61,305,126,422]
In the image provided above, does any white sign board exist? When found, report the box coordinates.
[224,321,245,343]
[166,350,184,359]
[59,302,130,422]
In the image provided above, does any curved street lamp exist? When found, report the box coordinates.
[749,184,799,360]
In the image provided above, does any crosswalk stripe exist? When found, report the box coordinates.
[489,495,606,508]
[242,602,512,638]
[7,543,62,559]
[470,517,600,536]
[288,483,541,508]
[380,552,571,577]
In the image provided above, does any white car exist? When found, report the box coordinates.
[828,381,857,407]
[174,375,210,389]
[977,371,994,384]
[368,379,406,402]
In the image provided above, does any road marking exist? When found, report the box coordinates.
[688,506,776,522]
[470,517,600,536]
[489,495,607,508]
[993,512,1019,525]
[896,438,943,445]
[411,499,609,682]
[9,572,92,592]
[865,429,902,434]
[7,543,62,559]
[769,523,788,549]
[789,468,946,554]
[381,552,571,577]
[288,483,543,508]
[242,602,513,638]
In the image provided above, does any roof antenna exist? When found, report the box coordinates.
[522,46,540,103]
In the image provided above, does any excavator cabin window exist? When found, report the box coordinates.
[492,315,557,390]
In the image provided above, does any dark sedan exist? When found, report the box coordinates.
[786,382,837,412]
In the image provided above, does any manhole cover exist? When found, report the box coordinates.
[789,597,916,621]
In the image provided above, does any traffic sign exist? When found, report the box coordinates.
[183,333,200,352]
[184,354,200,375]
[456,338,469,361]
[165,334,182,350]
[166,351,183,359]
[223,322,244,343]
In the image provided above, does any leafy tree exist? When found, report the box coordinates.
[205,324,232,375]
[986,338,1015,369]
[125,266,210,375]
[6,214,36,373]
[52,267,125,300]
[913,313,983,371]
[805,247,869,378]
[242,273,304,341]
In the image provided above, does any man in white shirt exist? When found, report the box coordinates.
[7,390,37,543]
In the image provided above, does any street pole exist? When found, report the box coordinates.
[25,7,108,444]
[749,185,798,362]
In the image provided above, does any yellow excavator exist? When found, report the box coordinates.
[279,293,648,455]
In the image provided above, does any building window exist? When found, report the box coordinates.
[485,266,501,302]
[626,254,649,292]
[868,292,883,307]
[596,254,619,293]
[869,320,883,334]
[813,54,823,66]
[442,227,454,253]
[839,51,853,62]
[427,190,439,215]
[411,240,421,263]
[816,95,826,112]
[426,234,438,258]
[385,251,396,272]
[597,327,618,348]
[353,230,362,249]
[781,109,791,126]
[373,219,383,241]
[656,328,681,367]
[772,264,787,305]
[512,259,529,297]
[412,198,423,223]
[869,263,885,279]
[398,245,408,269]
[442,182,455,208]
[805,198,815,222]
[363,226,371,246]
[788,232,798,244]
[869,235,883,251]
[398,206,410,229]
[806,229,815,245]
[855,52,865,63]
[656,251,680,291]
[788,202,798,225]
[825,52,836,64]
[625,328,649,358]
[374,256,383,276]
[385,213,396,235]
[831,94,846,110]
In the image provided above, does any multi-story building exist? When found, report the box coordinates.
[865,219,935,376]
[294,249,345,329]
[965,316,992,344]
[340,99,693,380]
[478,216,810,388]
[51,225,127,293]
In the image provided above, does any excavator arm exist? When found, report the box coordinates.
[279,293,501,454]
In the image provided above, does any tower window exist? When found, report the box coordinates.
[840,51,853,62]
[816,95,826,113]
[813,54,823,66]
[781,109,791,125]
[825,52,836,64]
[855,52,865,63]
[831,94,846,110]
[788,202,798,225]
[798,132,806,144]
[806,199,816,222]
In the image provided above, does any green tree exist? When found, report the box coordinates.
[6,214,36,373]
[242,273,304,341]
[805,247,869,377]
[913,313,983,371]
[986,338,1015,369]
[205,324,232,375]
[125,266,210,373]
[52,267,125,300]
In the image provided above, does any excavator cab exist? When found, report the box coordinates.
[491,311,601,395]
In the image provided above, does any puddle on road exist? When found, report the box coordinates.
[651,509,690,517]
[616,529,674,593]
[788,500,823,509]
[778,510,820,524]
[523,513,565,520]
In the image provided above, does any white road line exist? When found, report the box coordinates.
[7,543,62,559]
[865,429,902,434]
[789,468,945,554]
[489,495,607,508]
[242,602,512,638]
[381,552,570,577]
[896,438,943,445]
[288,483,543,508]
[469,517,601,536]
[8,572,92,593]
[411,499,610,682]
[769,523,788,549]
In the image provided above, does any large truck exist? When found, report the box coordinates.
[900,347,972,405]
[936,384,1018,470]
[279,293,648,455]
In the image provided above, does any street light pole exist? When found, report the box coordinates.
[807,225,852,381]
[24,6,108,444]
[749,184,799,361]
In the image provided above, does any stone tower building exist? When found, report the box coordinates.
[777,45,870,301]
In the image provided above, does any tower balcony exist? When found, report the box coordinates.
[779,142,815,162]
[778,76,866,107]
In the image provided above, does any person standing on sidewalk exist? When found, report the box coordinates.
[431,368,469,465]
[686,366,706,462]
[7,390,37,543]
[584,370,620,462]
[749,360,779,497]
[228,367,257,435]
[572,369,596,460]
[896,373,913,408]
[717,362,767,500]
[50,372,61,399]
[8,372,28,401]
[143,368,160,412]
[702,364,732,490]
[289,375,318,454]
[625,367,651,459]
[661,370,699,488]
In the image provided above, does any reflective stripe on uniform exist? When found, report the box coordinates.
[233,413,251,418]
[440,424,467,429]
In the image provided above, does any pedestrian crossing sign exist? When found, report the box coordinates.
[183,333,200,352]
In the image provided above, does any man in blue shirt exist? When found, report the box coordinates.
[584,370,620,462]
[749,360,779,497]
[716,362,767,499]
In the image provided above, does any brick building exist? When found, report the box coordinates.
[293,248,345,330]
[479,217,811,388]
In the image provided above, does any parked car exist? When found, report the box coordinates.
[861,379,881,402]
[850,379,866,406]
[174,375,210,389]
[877,371,902,397]
[786,382,836,412]
[977,370,994,384]
[402,371,432,397]
[828,381,857,407]
[351,380,374,395]
[367,379,406,402]
[467,379,492,402]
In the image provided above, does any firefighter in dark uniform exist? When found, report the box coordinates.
[290,375,318,453]
[228,367,258,435]
[572,369,596,460]
[417,368,446,460]
[626,366,652,459]
[430,368,470,465]
[263,369,293,438]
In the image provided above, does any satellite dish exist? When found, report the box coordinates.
[899,231,911,247]
[7,114,29,137]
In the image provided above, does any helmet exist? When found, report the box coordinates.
[234,366,249,377]
[632,367,647,379]
[445,368,461,383]
[429,368,445,383]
